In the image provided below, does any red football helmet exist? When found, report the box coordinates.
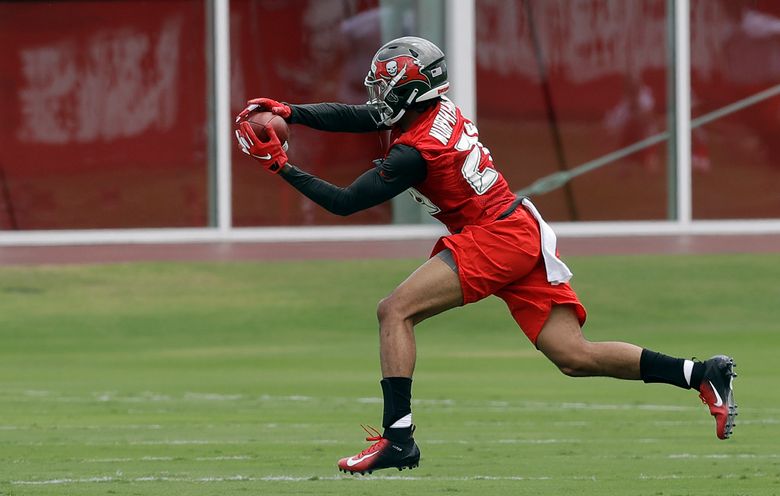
[364,37,449,126]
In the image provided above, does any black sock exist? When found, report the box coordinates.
[640,349,693,390]
[690,362,705,391]
[380,377,412,441]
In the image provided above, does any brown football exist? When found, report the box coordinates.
[245,111,289,148]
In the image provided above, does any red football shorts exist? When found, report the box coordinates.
[431,207,587,345]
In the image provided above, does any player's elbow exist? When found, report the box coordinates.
[329,203,360,216]
[328,194,364,216]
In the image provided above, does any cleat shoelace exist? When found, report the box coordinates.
[354,425,385,458]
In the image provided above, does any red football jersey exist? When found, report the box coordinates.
[388,97,516,233]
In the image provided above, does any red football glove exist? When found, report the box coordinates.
[235,97,292,123]
[235,121,288,174]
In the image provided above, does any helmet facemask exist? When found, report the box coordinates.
[364,37,448,127]
[365,63,417,127]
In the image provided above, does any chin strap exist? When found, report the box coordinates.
[382,88,419,126]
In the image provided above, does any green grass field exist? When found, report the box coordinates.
[1,253,779,495]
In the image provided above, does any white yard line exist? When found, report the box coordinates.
[11,472,768,485]
[194,455,253,461]
[668,453,780,459]
[79,455,252,463]
[128,439,249,445]
[80,458,134,463]
[5,390,780,416]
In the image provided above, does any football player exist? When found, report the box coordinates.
[235,36,737,475]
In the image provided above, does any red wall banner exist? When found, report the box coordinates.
[0,0,209,229]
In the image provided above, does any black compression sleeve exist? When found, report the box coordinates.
[288,103,389,133]
[279,145,426,216]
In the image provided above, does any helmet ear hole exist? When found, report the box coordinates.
[403,88,419,108]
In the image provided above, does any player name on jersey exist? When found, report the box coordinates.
[429,97,458,145]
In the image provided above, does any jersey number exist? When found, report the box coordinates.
[455,122,498,195]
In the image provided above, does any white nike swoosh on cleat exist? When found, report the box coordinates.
[254,153,272,160]
[346,451,378,467]
[709,380,724,407]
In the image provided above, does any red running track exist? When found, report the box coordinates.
[0,234,779,266]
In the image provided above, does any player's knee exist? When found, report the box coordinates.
[376,294,407,326]
[550,346,594,377]
[556,360,586,377]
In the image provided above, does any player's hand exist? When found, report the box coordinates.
[235,97,292,123]
[235,121,288,174]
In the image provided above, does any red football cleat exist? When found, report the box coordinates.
[337,425,420,475]
[698,355,738,439]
